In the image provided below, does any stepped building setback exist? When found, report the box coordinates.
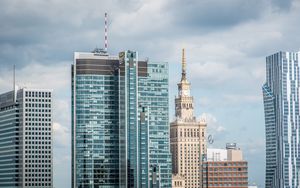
[170,49,207,188]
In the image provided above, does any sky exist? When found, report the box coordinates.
[1,0,300,187]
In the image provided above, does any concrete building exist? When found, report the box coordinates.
[170,49,207,188]
[202,144,248,188]
[0,88,53,188]
[262,51,300,188]
[72,50,171,188]
[172,174,185,188]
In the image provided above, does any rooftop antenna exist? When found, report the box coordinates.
[104,12,108,52]
[13,64,16,102]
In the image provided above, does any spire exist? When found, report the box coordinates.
[181,48,186,81]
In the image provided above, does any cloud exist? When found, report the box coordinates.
[166,0,265,30]
[1,0,300,187]
[199,113,226,135]
[53,122,70,147]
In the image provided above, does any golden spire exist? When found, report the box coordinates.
[181,48,186,81]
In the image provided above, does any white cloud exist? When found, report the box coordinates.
[53,122,70,147]
[200,113,226,134]
[1,0,300,187]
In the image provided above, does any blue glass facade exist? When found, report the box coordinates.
[72,51,171,188]
[263,51,300,188]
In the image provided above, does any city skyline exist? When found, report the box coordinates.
[1,0,300,187]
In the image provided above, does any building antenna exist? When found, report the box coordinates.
[13,64,16,102]
[104,12,108,52]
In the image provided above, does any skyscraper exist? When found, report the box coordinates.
[170,49,207,188]
[72,50,172,188]
[263,51,300,188]
[0,88,53,188]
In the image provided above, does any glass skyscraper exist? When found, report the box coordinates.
[263,51,300,188]
[0,88,53,188]
[72,50,171,188]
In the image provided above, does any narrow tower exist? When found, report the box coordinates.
[170,49,207,188]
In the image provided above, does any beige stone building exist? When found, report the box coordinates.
[170,49,207,188]
[172,174,186,188]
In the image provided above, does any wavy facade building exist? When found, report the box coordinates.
[263,51,300,188]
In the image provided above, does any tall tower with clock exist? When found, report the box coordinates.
[170,49,207,188]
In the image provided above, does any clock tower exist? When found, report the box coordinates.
[175,49,195,121]
[170,48,207,188]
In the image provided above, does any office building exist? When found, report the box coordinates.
[262,51,300,188]
[170,49,207,188]
[0,88,53,188]
[72,50,172,188]
[202,143,248,188]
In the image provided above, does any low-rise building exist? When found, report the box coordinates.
[202,143,248,188]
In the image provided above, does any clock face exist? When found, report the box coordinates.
[182,90,189,96]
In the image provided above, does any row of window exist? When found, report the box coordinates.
[204,177,248,181]
[25,141,51,144]
[203,183,247,186]
[25,164,51,168]
[25,91,51,98]
[25,122,51,126]
[25,98,51,102]
[25,109,51,112]
[25,160,51,163]
[204,172,248,177]
[25,136,51,140]
[204,162,247,166]
[25,113,51,117]
[171,128,205,138]
[25,146,51,149]
[25,169,51,172]
[25,118,51,122]
[25,153,52,157]
[25,150,51,154]
[24,183,51,187]
[25,103,51,108]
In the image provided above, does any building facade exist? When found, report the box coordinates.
[263,51,300,188]
[0,88,53,188]
[170,49,207,188]
[202,144,248,188]
[72,50,171,188]
[172,174,185,188]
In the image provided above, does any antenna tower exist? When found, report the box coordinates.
[104,13,108,52]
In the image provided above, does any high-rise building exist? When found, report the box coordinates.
[170,49,207,188]
[263,51,300,188]
[0,88,53,188]
[72,50,172,188]
[202,143,248,188]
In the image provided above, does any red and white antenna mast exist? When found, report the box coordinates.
[104,12,108,52]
